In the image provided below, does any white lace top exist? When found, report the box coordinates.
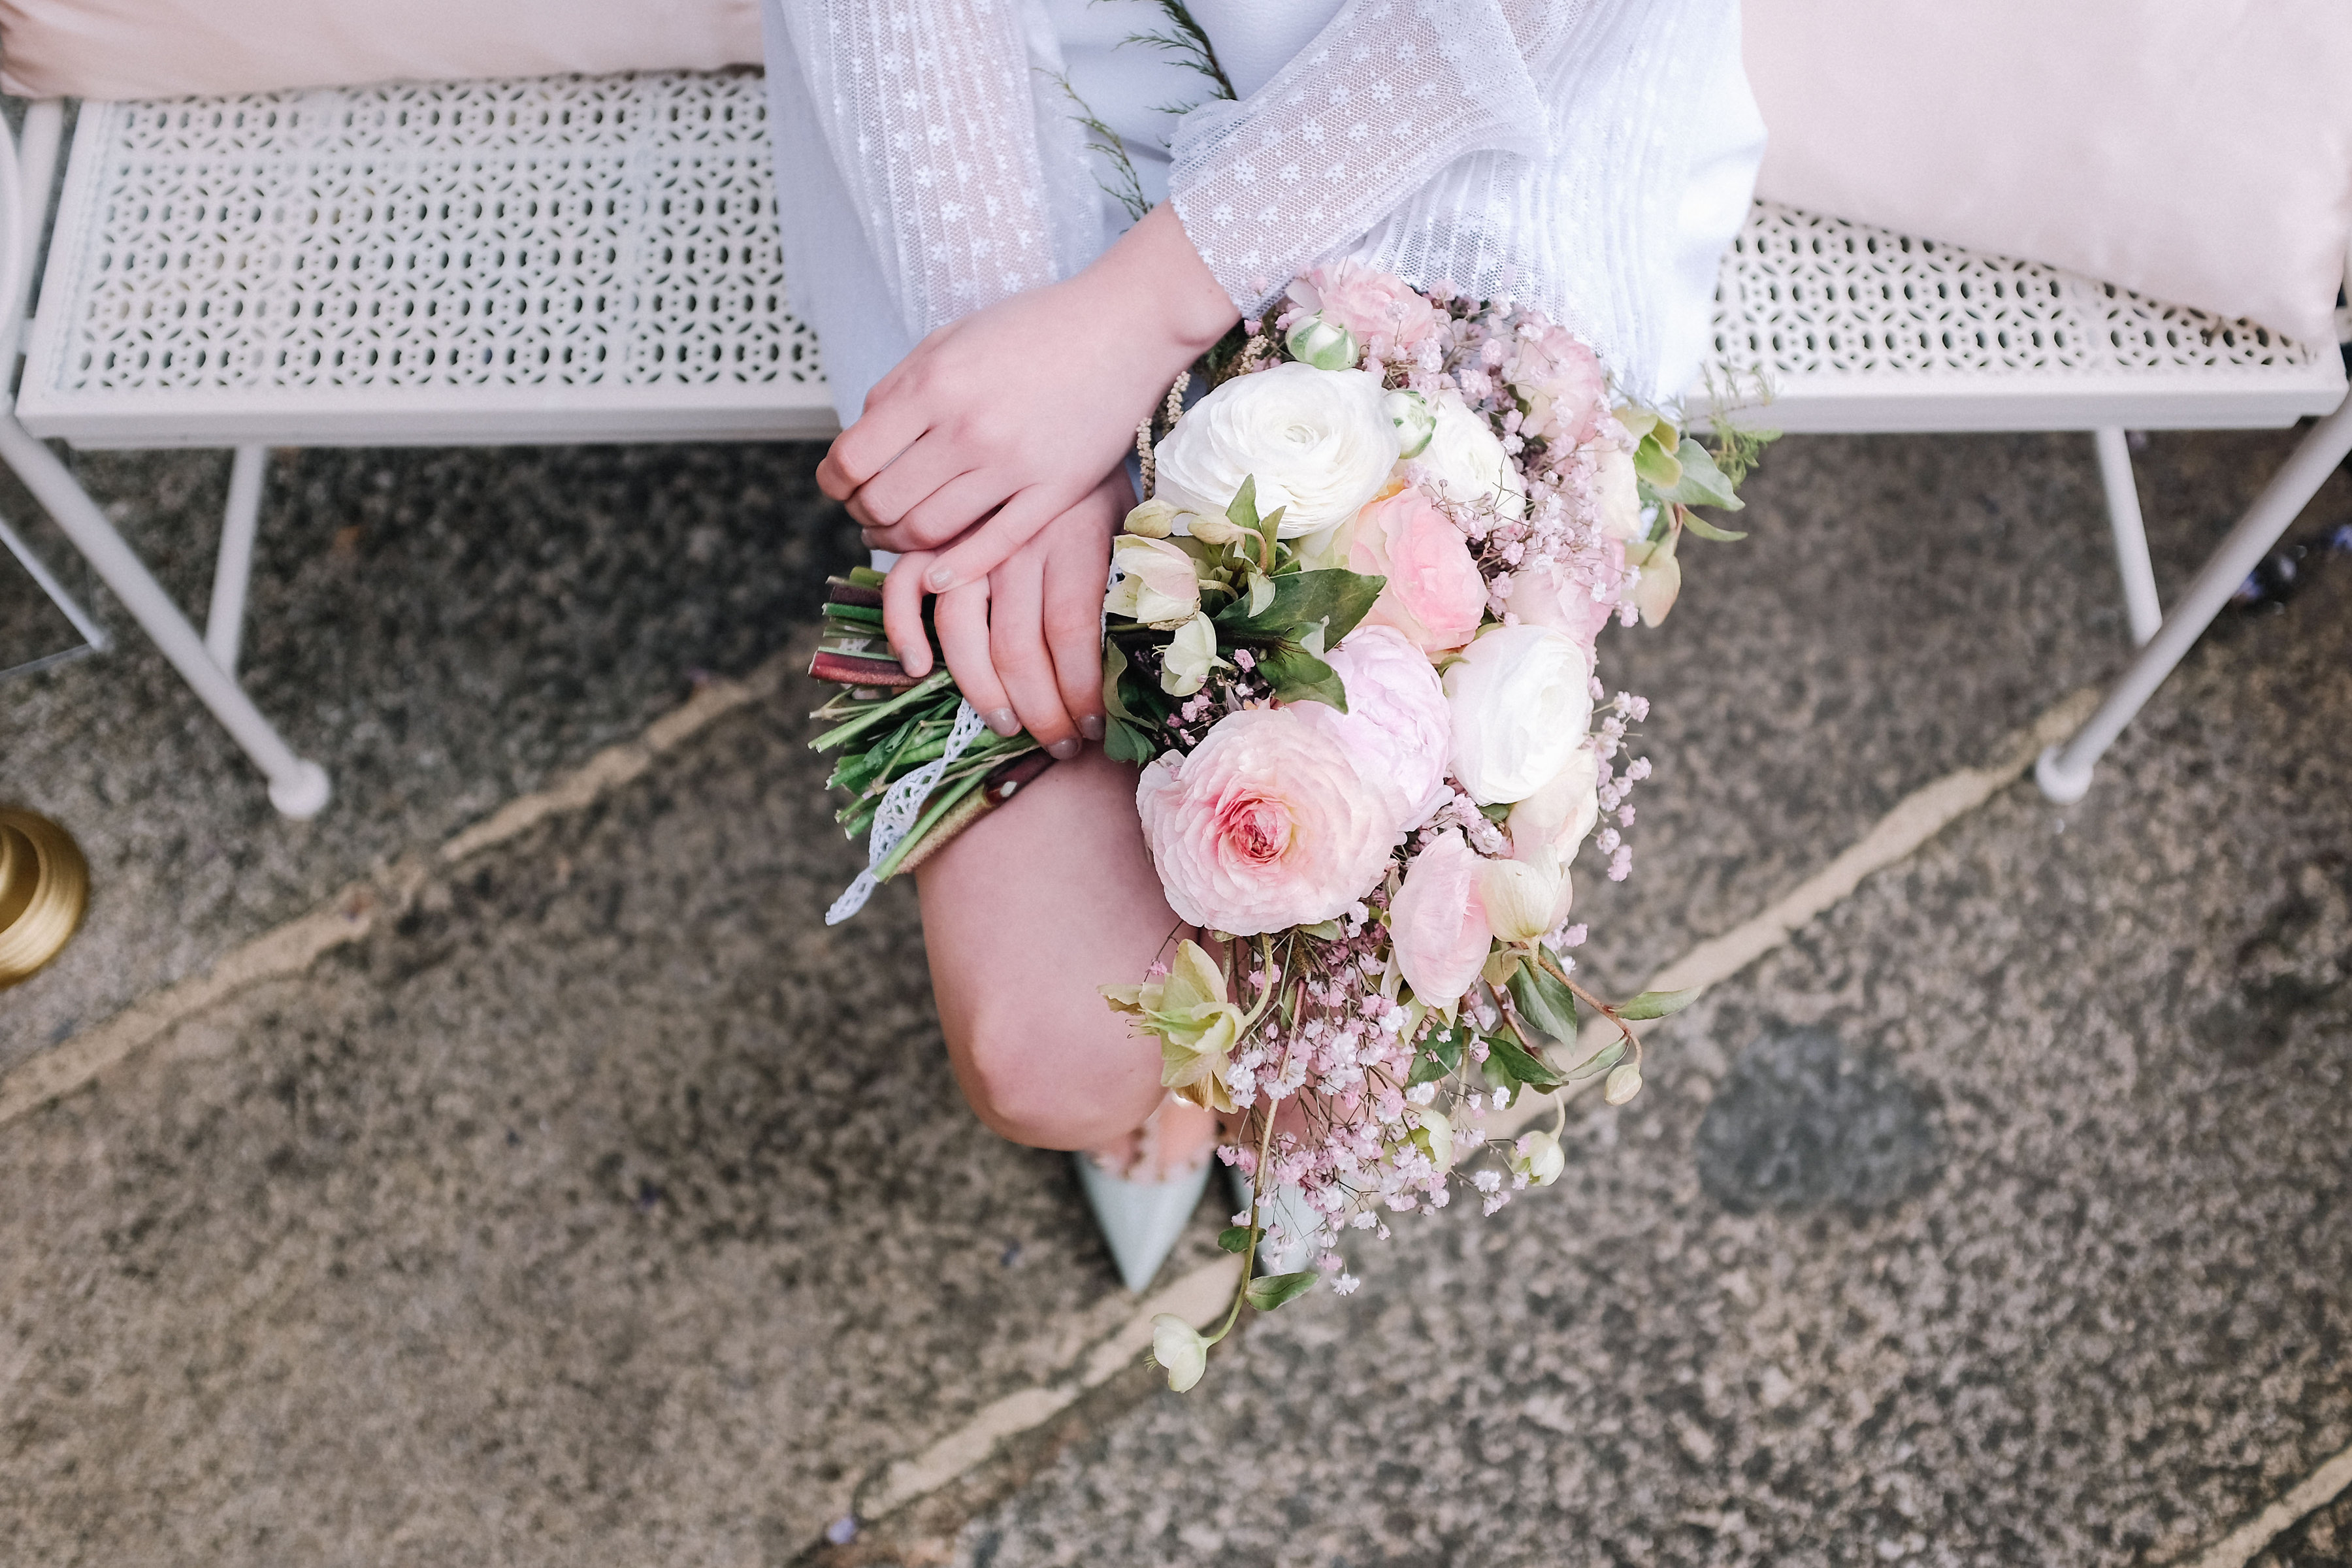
[760,0,1762,410]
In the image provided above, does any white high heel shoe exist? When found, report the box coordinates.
[1074,1152,1213,1294]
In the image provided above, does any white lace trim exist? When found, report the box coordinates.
[826,698,990,924]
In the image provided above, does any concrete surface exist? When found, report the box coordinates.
[0,427,2347,1565]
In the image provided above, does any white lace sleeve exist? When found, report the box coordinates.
[1166,0,1574,315]
[767,0,1099,344]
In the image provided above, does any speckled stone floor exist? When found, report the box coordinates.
[0,429,2346,1565]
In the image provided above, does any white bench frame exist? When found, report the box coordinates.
[3,80,2347,817]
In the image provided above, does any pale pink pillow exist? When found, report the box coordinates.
[0,0,764,101]
[1744,0,2352,346]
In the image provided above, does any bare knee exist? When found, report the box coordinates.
[945,998,1151,1151]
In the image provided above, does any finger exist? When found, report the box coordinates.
[868,468,1014,555]
[933,582,1019,738]
[882,553,939,677]
[987,552,1079,757]
[850,434,969,531]
[1041,529,1111,745]
[817,399,928,501]
[921,487,1068,595]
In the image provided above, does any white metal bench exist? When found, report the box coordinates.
[0,72,831,815]
[4,73,2345,814]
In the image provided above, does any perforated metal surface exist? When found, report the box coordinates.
[1705,203,2344,432]
[20,72,836,448]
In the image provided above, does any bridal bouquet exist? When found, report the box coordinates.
[811,263,1765,1388]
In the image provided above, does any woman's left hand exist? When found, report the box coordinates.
[823,204,1236,598]
[882,469,1130,757]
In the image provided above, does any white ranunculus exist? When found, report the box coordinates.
[1154,363,1399,538]
[1159,611,1226,696]
[1595,445,1645,541]
[1417,390,1525,520]
[1443,624,1595,805]
[1104,535,1201,630]
[1148,1313,1209,1392]
[1508,746,1601,858]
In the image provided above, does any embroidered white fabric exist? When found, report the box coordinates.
[762,0,1760,410]
[825,698,990,924]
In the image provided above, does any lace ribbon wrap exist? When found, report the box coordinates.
[825,698,991,924]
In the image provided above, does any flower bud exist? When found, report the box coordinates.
[1476,847,1569,945]
[1284,312,1360,372]
[1159,611,1226,697]
[1510,1129,1565,1186]
[1186,510,1250,548]
[1383,389,1436,459]
[1124,497,1183,538]
[1105,535,1203,630]
[1624,538,1681,629]
[1147,1313,1209,1392]
[1411,1108,1456,1173]
[1603,1062,1643,1105]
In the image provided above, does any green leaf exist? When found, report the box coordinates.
[1484,1030,1566,1089]
[1564,1038,1626,1081]
[1217,1226,1252,1254]
[1633,431,1682,491]
[1216,568,1385,645]
[1258,645,1347,711]
[1226,474,1260,535]
[1667,438,1744,511]
[1103,715,1158,764]
[1617,987,1701,1021]
[1245,1270,1320,1311]
[1100,639,1137,721]
[1479,1055,1522,1104]
[1407,1026,1465,1086]
[1508,956,1578,1044]
[1678,511,1748,542]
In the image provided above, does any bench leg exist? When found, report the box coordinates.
[2038,391,2352,803]
[2094,427,2163,647]
[0,411,331,819]
[0,510,112,677]
[204,445,267,675]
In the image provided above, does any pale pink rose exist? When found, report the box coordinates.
[1509,323,1607,448]
[1136,708,1399,936]
[1349,489,1487,653]
[1284,261,1439,356]
[1390,828,1494,1005]
[1294,625,1452,832]
[1507,553,1616,655]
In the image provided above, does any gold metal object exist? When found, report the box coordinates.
[0,805,88,989]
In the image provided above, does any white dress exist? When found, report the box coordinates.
[759,0,1765,425]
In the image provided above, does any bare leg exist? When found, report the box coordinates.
[914,746,1220,1173]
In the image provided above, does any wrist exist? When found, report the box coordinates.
[1087,203,1240,362]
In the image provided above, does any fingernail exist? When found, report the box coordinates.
[1078,715,1105,741]
[924,565,955,593]
[984,708,1020,737]
[1047,738,1081,760]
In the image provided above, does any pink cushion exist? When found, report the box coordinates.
[1743,0,2352,346]
[0,0,763,101]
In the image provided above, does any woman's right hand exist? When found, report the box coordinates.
[883,469,1130,759]
[822,203,1237,599]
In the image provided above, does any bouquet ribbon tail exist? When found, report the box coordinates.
[825,699,988,924]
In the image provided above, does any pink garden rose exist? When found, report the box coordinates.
[1349,489,1487,653]
[1284,261,1439,357]
[1508,323,1607,448]
[1390,828,1493,1005]
[1295,625,1453,832]
[1136,708,1399,936]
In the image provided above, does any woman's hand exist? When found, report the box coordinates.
[883,470,1130,758]
[821,204,1237,597]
